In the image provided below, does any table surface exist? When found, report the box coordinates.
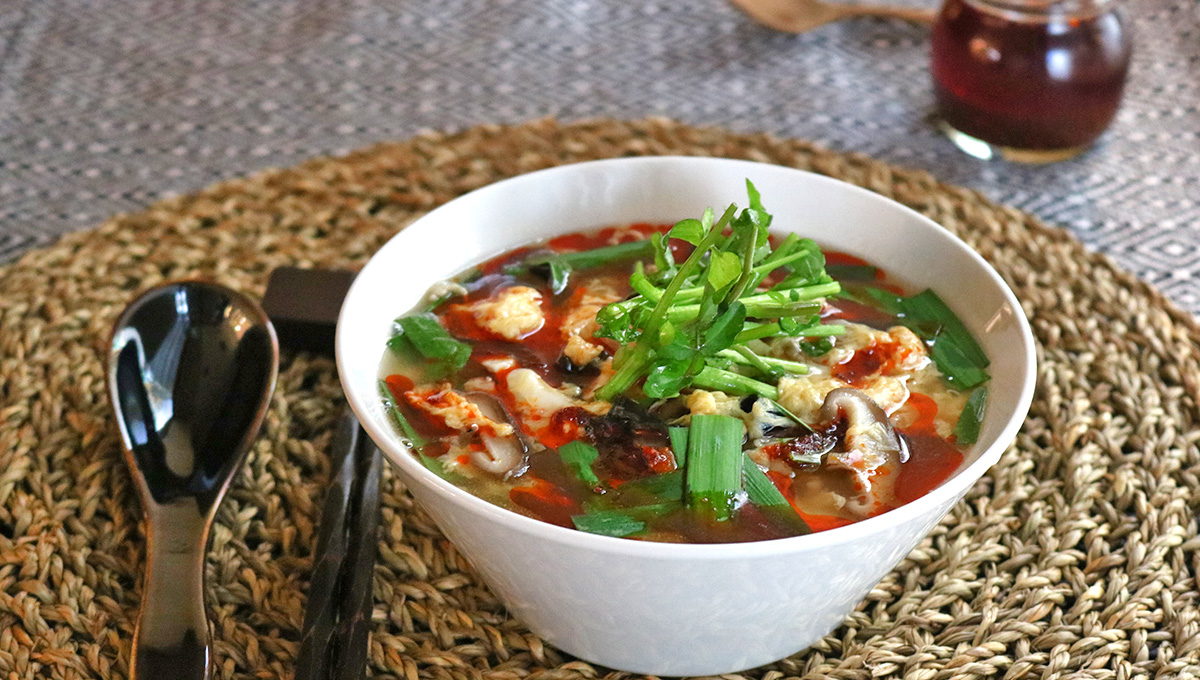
[3,0,1198,313]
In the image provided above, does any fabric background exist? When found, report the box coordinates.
[1,0,1198,311]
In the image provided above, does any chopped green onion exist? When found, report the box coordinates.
[863,287,905,315]
[686,415,745,521]
[954,386,987,445]
[420,292,456,313]
[550,240,655,268]
[559,441,602,489]
[864,287,989,388]
[418,453,448,476]
[620,470,685,501]
[545,260,570,294]
[378,379,426,448]
[929,338,990,388]
[669,426,689,467]
[506,240,656,294]
[572,511,645,537]
[741,454,789,508]
[742,455,812,535]
[511,240,655,272]
[572,502,678,537]
[388,313,472,378]
[825,263,879,281]
[904,290,988,364]
[379,380,458,478]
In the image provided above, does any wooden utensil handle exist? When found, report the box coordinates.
[850,4,936,23]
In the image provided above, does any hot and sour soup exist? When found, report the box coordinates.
[380,190,990,543]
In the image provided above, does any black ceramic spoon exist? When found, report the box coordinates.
[107,281,279,680]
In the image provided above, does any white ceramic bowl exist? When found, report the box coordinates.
[337,157,1036,675]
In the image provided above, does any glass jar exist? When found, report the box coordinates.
[930,0,1132,163]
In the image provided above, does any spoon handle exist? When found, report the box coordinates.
[846,4,936,23]
[133,502,211,680]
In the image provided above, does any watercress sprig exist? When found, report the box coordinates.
[593,181,843,402]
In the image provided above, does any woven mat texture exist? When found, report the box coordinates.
[1,118,1199,680]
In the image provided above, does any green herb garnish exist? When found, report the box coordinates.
[559,440,602,489]
[592,182,841,401]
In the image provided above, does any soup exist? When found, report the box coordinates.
[379,186,990,543]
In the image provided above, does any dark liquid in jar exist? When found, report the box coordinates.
[931,0,1131,151]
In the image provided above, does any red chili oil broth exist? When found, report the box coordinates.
[380,224,968,542]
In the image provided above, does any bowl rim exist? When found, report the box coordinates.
[337,155,1037,560]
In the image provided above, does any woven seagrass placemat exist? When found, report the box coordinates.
[2,118,1199,680]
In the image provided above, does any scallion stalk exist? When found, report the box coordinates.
[742,454,812,535]
[379,379,458,478]
[954,386,987,445]
[685,415,746,521]
[742,454,789,507]
[620,469,685,501]
[669,426,690,467]
[571,502,678,537]
[572,511,645,537]
[378,379,426,448]
[509,240,655,273]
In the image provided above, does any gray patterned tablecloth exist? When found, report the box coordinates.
[2,0,1198,312]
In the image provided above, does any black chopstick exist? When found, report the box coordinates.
[296,410,381,680]
[328,435,381,680]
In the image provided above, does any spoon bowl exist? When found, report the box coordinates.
[108,280,278,680]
